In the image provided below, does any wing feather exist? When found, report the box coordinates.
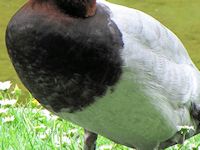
[100,0,195,66]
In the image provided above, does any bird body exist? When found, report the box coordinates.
[6,0,200,149]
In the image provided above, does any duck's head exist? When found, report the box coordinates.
[53,0,97,17]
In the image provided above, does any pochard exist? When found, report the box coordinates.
[6,0,200,149]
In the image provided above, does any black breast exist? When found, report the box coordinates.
[6,2,124,112]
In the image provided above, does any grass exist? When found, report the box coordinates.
[0,82,200,150]
[0,81,132,150]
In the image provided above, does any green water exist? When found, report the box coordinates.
[1,0,200,90]
[0,0,26,90]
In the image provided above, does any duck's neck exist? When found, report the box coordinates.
[53,0,97,17]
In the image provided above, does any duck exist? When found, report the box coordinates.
[5,0,200,149]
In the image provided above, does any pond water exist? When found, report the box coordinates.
[0,0,29,98]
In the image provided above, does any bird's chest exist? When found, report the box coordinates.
[50,71,179,149]
[6,3,124,112]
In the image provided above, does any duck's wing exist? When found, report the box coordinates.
[96,3,200,141]
[98,0,200,105]
[99,0,195,67]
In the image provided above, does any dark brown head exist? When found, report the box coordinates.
[54,0,97,17]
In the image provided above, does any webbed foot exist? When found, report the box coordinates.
[84,129,98,150]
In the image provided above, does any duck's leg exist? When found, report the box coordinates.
[191,103,200,134]
[84,129,98,150]
[191,103,200,120]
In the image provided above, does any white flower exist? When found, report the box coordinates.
[34,124,46,130]
[41,109,51,117]
[54,135,71,147]
[183,140,189,145]
[38,133,47,140]
[177,125,195,132]
[0,81,11,90]
[45,128,52,135]
[0,108,8,114]
[0,99,17,106]
[62,136,71,145]
[173,145,180,149]
[99,145,113,150]
[2,116,15,123]
[51,115,59,120]
[54,136,61,147]
[31,108,39,114]
[40,109,59,120]
[67,128,78,136]
[189,143,197,149]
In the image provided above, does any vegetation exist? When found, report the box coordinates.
[0,81,132,150]
[0,81,200,149]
